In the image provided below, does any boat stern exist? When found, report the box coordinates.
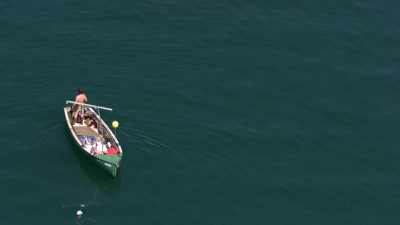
[95,154,122,178]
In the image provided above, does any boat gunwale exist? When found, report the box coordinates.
[64,106,84,147]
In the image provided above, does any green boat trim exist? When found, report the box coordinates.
[95,154,122,177]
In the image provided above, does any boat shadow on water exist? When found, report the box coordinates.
[64,127,122,194]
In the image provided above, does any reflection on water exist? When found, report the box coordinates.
[64,127,122,195]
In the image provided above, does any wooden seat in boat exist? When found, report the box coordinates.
[73,125,99,137]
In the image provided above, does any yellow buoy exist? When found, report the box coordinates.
[112,120,119,129]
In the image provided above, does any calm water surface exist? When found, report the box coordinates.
[1,0,399,224]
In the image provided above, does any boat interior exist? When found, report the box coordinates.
[66,105,120,156]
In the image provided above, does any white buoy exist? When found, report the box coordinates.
[76,210,83,217]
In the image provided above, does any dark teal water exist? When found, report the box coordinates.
[1,0,399,224]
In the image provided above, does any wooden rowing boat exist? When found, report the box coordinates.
[63,101,123,178]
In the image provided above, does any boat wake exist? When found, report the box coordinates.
[120,127,187,163]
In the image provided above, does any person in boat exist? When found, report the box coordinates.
[84,113,98,132]
[75,89,87,103]
[95,138,106,154]
[72,89,88,123]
